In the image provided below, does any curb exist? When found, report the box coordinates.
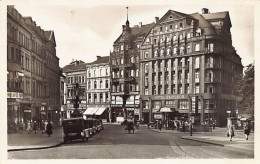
[181,137,224,147]
[7,142,64,152]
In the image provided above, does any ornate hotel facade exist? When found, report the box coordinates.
[111,8,243,126]
[139,9,243,126]
[7,6,60,130]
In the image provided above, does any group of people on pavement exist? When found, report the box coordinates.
[14,120,54,137]
[227,119,251,141]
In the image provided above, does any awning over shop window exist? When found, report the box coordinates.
[94,107,107,115]
[159,107,174,112]
[83,108,97,115]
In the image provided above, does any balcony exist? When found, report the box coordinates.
[111,65,119,70]
[112,78,119,83]
[195,79,200,83]
[177,66,182,70]
[124,63,135,68]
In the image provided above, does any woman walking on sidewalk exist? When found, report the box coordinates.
[228,122,235,141]
[46,121,53,137]
[244,120,251,140]
[27,121,32,134]
[33,121,38,134]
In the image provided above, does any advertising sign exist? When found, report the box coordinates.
[154,113,162,119]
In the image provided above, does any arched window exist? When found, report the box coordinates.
[154,50,158,57]
[136,69,139,77]
[187,45,191,53]
[160,49,164,56]
[173,47,177,55]
[167,48,171,56]
[180,47,185,54]
[120,57,124,64]
[131,56,134,63]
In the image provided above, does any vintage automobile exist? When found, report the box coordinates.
[62,117,89,143]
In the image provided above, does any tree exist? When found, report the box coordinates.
[239,63,254,115]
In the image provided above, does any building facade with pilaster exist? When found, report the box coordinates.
[139,9,243,127]
[7,5,60,131]
[62,60,87,118]
[85,56,110,121]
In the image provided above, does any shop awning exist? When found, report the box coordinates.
[160,107,174,112]
[94,107,107,115]
[83,107,97,115]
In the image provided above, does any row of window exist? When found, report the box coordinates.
[67,76,86,84]
[88,68,109,78]
[111,56,139,65]
[87,93,109,103]
[143,43,202,59]
[88,80,109,90]
[112,83,140,93]
[143,99,202,110]
[112,69,139,78]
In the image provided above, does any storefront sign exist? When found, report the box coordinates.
[125,104,139,108]
[153,94,185,100]
[111,104,123,107]
[7,92,23,99]
[24,110,31,113]
[154,114,162,119]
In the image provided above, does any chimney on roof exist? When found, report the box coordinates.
[202,8,209,14]
[97,56,101,60]
[139,22,142,28]
[155,17,159,23]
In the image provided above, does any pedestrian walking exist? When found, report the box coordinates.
[182,121,185,132]
[189,120,193,136]
[33,121,38,134]
[46,121,53,137]
[244,120,251,140]
[158,120,162,131]
[19,121,23,133]
[40,120,45,134]
[176,121,180,131]
[27,121,32,134]
[227,122,235,141]
[172,120,175,131]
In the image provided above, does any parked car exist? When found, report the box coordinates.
[62,118,88,143]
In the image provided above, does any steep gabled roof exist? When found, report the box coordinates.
[131,23,155,40]
[190,12,217,35]
[202,11,229,20]
[202,11,232,28]
[114,22,155,44]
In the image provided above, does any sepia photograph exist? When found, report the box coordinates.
[0,0,258,162]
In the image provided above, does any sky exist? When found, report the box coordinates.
[3,0,256,67]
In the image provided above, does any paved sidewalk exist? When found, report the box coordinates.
[8,126,64,151]
[149,127,254,149]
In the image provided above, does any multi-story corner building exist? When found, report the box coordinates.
[85,56,110,121]
[110,12,155,122]
[7,6,60,131]
[139,9,243,126]
[63,60,87,118]
[60,69,67,120]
